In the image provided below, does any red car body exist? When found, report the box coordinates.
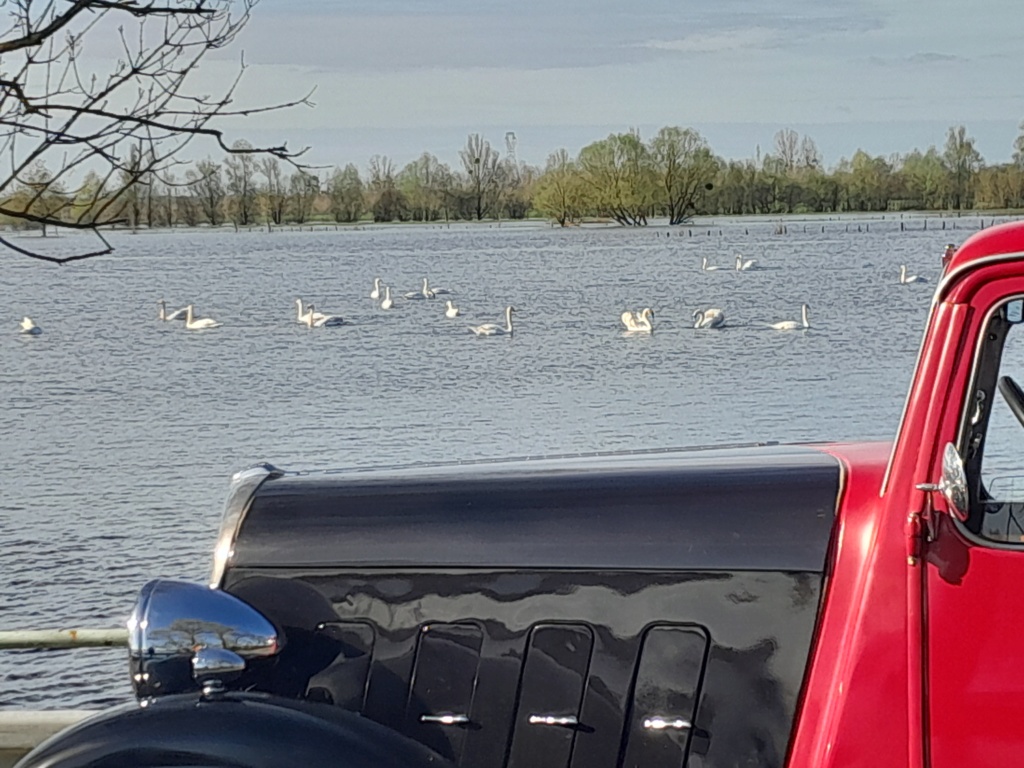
[789,221,1024,768]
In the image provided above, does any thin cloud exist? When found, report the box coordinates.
[643,28,778,54]
[908,52,965,64]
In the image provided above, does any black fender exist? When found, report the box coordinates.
[16,692,453,768]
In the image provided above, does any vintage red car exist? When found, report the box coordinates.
[16,221,1024,768]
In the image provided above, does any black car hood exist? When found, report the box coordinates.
[231,443,841,572]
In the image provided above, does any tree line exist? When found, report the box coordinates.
[5,123,1024,231]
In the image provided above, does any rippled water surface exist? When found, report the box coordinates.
[0,215,991,708]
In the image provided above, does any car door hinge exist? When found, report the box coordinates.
[905,511,924,566]
[906,495,938,566]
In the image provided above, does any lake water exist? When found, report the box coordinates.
[0,214,995,709]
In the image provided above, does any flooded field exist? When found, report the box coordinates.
[0,213,1001,707]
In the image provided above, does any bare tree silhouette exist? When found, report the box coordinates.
[0,0,313,263]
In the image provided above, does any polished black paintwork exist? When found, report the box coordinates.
[14,691,452,768]
[29,444,837,767]
[223,568,823,768]
[506,624,593,768]
[233,444,840,572]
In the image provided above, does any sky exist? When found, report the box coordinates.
[191,0,1023,171]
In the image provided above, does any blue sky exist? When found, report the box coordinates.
[199,0,1023,170]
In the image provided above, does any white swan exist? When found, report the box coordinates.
[899,265,925,284]
[621,308,654,333]
[445,300,460,318]
[469,306,514,336]
[693,308,725,329]
[370,277,382,300]
[701,255,720,272]
[294,298,315,324]
[304,304,345,327]
[380,286,394,310]
[158,299,187,321]
[735,254,758,271]
[19,316,41,335]
[769,304,810,331]
[403,278,431,300]
[425,277,452,296]
[184,304,221,330]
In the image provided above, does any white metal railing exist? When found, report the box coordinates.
[0,628,126,766]
[0,628,127,650]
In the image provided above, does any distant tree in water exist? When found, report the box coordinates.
[460,134,501,221]
[18,120,1024,234]
[328,165,366,223]
[186,160,226,227]
[944,125,984,211]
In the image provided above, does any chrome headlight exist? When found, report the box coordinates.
[127,580,280,698]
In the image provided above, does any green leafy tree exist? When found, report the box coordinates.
[897,148,952,210]
[649,127,718,224]
[366,155,406,222]
[533,149,586,226]
[327,164,366,223]
[943,125,984,210]
[224,140,259,227]
[258,158,288,226]
[5,161,68,234]
[578,131,656,226]
[288,171,320,224]
[398,153,448,222]
[70,170,107,225]
[185,159,225,226]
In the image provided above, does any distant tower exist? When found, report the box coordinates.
[505,131,518,166]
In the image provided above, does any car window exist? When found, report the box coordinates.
[976,300,1024,542]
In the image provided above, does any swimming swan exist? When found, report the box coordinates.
[701,255,720,272]
[380,286,394,310]
[469,306,515,336]
[295,298,313,324]
[735,254,758,271]
[158,299,187,321]
[425,277,452,296]
[445,300,460,318]
[370,277,382,300]
[19,317,41,335]
[621,308,654,333]
[693,308,725,329]
[184,305,221,330]
[403,278,432,300]
[769,303,810,331]
[899,265,925,284]
[304,304,345,327]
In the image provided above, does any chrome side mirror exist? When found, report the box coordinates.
[128,580,280,698]
[917,442,970,521]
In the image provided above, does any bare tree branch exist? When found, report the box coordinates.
[0,228,113,264]
[0,0,313,261]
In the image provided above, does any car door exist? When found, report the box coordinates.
[925,276,1024,768]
